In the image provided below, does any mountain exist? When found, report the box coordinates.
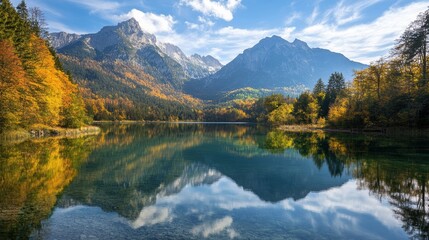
[49,19,222,80]
[185,35,367,100]
[50,18,210,120]
[157,42,223,79]
[49,32,81,49]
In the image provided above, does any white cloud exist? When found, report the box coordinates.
[116,9,176,34]
[66,0,121,13]
[180,0,241,21]
[156,26,286,64]
[329,0,383,25]
[191,216,238,238]
[285,12,301,25]
[185,16,215,31]
[295,1,429,64]
[131,206,173,228]
[307,1,321,25]
[60,0,429,66]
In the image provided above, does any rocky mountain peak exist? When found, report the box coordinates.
[117,18,141,34]
[257,35,288,48]
[49,32,81,49]
[292,38,309,49]
[50,18,223,79]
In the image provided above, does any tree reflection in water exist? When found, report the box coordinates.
[1,123,429,239]
[261,129,429,239]
[0,137,95,239]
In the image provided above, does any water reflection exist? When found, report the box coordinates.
[1,123,429,239]
[0,137,95,239]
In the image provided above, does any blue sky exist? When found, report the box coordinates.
[12,0,429,64]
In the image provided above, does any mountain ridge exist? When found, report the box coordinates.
[49,18,223,80]
[185,35,367,100]
[51,18,206,120]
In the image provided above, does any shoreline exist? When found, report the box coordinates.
[277,125,429,136]
[0,126,101,144]
[92,120,254,124]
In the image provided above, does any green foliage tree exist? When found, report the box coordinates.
[293,92,319,124]
[313,78,326,96]
[16,0,28,20]
[313,78,326,118]
[322,72,346,117]
[263,94,287,112]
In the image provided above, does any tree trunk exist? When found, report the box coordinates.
[423,35,427,87]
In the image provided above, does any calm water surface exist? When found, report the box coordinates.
[1,123,429,239]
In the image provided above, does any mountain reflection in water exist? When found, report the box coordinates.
[0,123,428,239]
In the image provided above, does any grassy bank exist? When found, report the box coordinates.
[277,124,325,133]
[0,125,101,143]
[277,124,429,137]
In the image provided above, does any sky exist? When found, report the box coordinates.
[11,0,429,64]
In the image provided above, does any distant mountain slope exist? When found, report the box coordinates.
[49,32,81,49]
[185,36,367,100]
[157,42,223,79]
[52,19,204,120]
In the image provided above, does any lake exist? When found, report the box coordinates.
[1,123,429,239]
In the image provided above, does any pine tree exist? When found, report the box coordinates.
[16,0,28,21]
[321,72,346,117]
[0,0,20,41]
[313,78,326,118]
[313,78,326,96]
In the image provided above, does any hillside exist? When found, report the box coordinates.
[50,19,220,120]
[0,0,89,133]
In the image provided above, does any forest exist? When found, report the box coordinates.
[1,0,428,132]
[0,0,90,134]
[221,8,429,128]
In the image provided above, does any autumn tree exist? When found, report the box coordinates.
[0,1,90,131]
[0,40,27,130]
[267,103,294,125]
[263,94,288,112]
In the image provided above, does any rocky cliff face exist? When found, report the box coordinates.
[49,32,81,49]
[49,18,222,80]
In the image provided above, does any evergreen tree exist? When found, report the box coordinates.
[322,72,346,117]
[16,0,28,21]
[313,78,326,118]
[313,78,326,96]
[0,0,19,41]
